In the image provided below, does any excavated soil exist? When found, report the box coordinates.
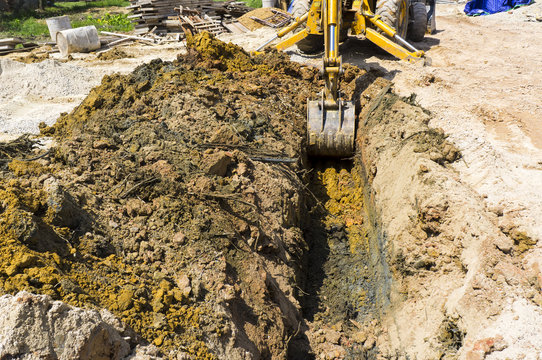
[2,31,533,360]
[0,33,388,359]
[96,48,134,61]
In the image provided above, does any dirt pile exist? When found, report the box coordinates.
[97,48,134,61]
[0,32,333,359]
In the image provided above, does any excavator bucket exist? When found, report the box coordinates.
[307,99,356,157]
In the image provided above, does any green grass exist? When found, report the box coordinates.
[215,0,262,8]
[0,0,132,40]
[242,0,263,7]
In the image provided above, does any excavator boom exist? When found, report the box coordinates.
[257,0,428,157]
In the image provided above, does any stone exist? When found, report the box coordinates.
[176,274,192,298]
[126,198,153,217]
[494,235,513,253]
[325,330,341,344]
[352,331,367,344]
[117,289,135,311]
[0,291,131,360]
[152,313,167,329]
[93,139,114,149]
[172,231,186,245]
[43,177,82,229]
[202,151,233,177]
[364,335,376,349]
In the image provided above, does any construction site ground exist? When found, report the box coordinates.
[0,2,541,359]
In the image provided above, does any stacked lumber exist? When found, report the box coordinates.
[0,38,39,56]
[128,0,251,35]
[200,1,252,17]
[0,38,22,52]
[175,7,227,36]
[128,0,213,34]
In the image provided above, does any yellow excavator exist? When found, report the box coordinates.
[257,0,433,157]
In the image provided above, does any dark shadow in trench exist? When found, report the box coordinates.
[289,158,393,360]
[299,161,337,322]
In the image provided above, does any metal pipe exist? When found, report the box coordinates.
[393,34,419,53]
[255,12,309,51]
[329,25,336,55]
[256,35,278,51]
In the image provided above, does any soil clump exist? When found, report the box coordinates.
[97,48,134,61]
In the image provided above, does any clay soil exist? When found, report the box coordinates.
[0,2,541,359]
[0,33,393,359]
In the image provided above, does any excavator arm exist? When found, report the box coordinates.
[256,0,427,157]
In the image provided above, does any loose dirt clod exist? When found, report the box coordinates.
[97,48,134,61]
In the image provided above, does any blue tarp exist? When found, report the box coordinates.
[464,0,532,16]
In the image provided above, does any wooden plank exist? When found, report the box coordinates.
[0,45,38,56]
[0,37,23,46]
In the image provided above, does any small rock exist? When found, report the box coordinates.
[92,139,114,149]
[364,335,376,349]
[59,279,83,294]
[176,351,192,360]
[492,335,507,352]
[152,313,167,329]
[125,199,153,217]
[325,330,341,345]
[352,331,367,344]
[494,236,513,253]
[218,284,235,302]
[116,289,134,311]
[202,151,233,177]
[412,257,436,270]
[176,274,191,297]
[172,231,186,245]
[488,205,504,216]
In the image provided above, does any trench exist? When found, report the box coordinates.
[289,157,392,358]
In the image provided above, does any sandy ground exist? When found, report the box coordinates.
[0,42,183,142]
[366,2,542,246]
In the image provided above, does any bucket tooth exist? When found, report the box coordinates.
[307,100,356,157]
